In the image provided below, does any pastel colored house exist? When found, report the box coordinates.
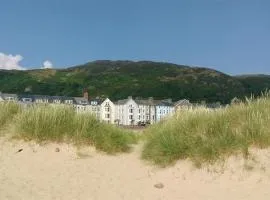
[1,93,18,102]
[17,95,34,108]
[73,97,89,112]
[174,99,192,111]
[50,96,65,104]
[88,98,102,119]
[20,96,33,103]
[155,99,175,122]
[31,95,74,105]
[34,95,50,104]
[100,98,115,124]
[134,97,157,125]
[115,96,138,125]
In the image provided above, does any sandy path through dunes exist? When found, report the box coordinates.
[1,137,270,200]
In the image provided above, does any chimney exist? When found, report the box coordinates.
[83,89,89,100]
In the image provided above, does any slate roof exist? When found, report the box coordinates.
[1,93,18,100]
[156,100,174,107]
[174,99,191,106]
[73,97,89,105]
[17,94,75,104]
[115,96,174,106]
[116,98,130,105]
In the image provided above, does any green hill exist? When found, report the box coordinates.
[234,74,270,97]
[0,60,268,104]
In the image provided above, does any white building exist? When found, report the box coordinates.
[155,99,175,122]
[73,97,89,112]
[134,98,156,125]
[100,98,115,124]
[174,99,192,111]
[115,96,138,126]
[1,93,18,102]
[88,98,102,119]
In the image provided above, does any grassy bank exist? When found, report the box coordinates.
[142,95,270,167]
[1,104,136,153]
[0,102,21,130]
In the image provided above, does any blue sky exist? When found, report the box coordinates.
[0,0,269,74]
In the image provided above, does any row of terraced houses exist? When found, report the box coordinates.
[0,91,202,125]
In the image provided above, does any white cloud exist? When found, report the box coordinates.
[43,60,53,69]
[0,52,25,70]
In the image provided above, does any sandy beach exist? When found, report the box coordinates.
[1,136,270,200]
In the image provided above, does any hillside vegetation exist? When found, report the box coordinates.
[235,74,270,97]
[0,60,254,104]
[142,94,270,167]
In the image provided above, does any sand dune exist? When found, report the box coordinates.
[1,136,270,200]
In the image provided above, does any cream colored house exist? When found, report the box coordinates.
[73,97,89,112]
[134,98,157,125]
[174,99,192,111]
[1,93,18,102]
[155,99,175,122]
[100,98,115,124]
[88,99,102,119]
[115,96,138,126]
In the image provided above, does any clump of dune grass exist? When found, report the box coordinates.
[0,102,21,130]
[142,93,270,167]
[14,105,137,153]
[73,113,138,153]
[15,105,75,141]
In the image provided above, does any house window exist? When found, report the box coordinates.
[129,108,133,113]
[37,99,48,103]
[23,98,32,102]
[53,100,61,104]
[129,115,133,120]
[105,114,110,118]
[105,107,110,112]
[65,100,73,104]
[138,109,141,113]
[138,115,141,120]
[80,100,87,105]
[6,97,14,101]
[91,101,97,105]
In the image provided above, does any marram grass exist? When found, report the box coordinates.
[0,102,21,130]
[142,95,270,167]
[2,104,136,153]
